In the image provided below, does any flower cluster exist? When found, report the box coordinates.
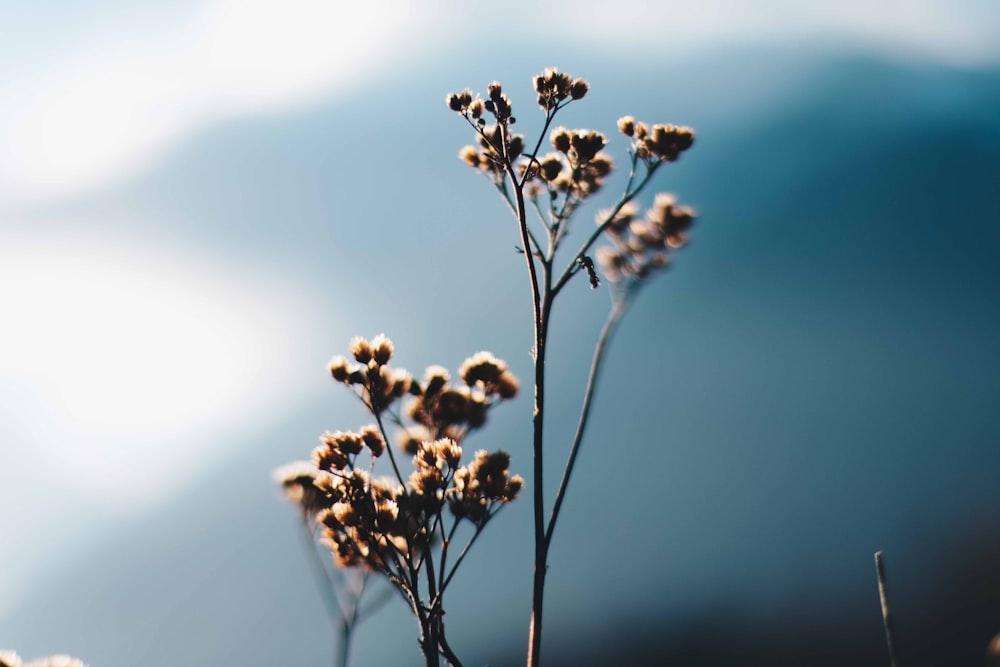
[596,193,697,285]
[532,67,589,110]
[458,125,525,181]
[405,350,519,442]
[542,127,613,196]
[328,334,413,415]
[0,654,88,667]
[277,336,522,578]
[617,116,695,164]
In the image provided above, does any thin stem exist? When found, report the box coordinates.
[874,551,900,667]
[438,513,491,596]
[526,286,552,667]
[551,154,653,296]
[439,622,465,667]
[373,411,406,487]
[355,582,394,623]
[517,104,566,190]
[299,517,349,621]
[337,616,351,667]
[437,516,462,592]
[545,300,627,546]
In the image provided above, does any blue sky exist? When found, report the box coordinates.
[2,2,1000,665]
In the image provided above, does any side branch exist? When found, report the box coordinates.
[874,551,900,667]
[551,157,654,296]
[545,300,626,546]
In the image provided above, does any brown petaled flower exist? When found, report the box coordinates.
[647,193,696,248]
[533,67,587,110]
[430,437,463,469]
[446,89,473,112]
[475,450,512,497]
[414,440,442,470]
[617,115,636,137]
[349,336,373,364]
[642,124,695,162]
[370,334,394,365]
[328,355,352,382]
[495,371,519,399]
[596,246,627,282]
[330,430,365,456]
[551,126,571,153]
[459,351,507,386]
[360,424,386,457]
[396,425,431,455]
[477,124,524,163]
[313,441,349,472]
[538,154,564,182]
[332,501,361,527]
[567,154,614,196]
[374,499,400,528]
[273,461,330,514]
[483,81,513,122]
[409,465,446,498]
[433,387,471,425]
[568,130,606,165]
[598,202,639,235]
[459,145,482,168]
[595,192,696,285]
[423,365,450,396]
[468,98,485,120]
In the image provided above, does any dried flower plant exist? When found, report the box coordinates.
[277,339,522,666]
[448,67,696,667]
[279,66,697,667]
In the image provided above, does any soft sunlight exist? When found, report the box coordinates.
[0,0,436,203]
[0,230,314,501]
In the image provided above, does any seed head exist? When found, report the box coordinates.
[360,424,386,457]
[328,355,352,382]
[313,441,349,472]
[446,89,473,112]
[551,127,571,153]
[371,334,394,365]
[349,336,372,364]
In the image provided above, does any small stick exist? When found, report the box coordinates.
[874,551,900,667]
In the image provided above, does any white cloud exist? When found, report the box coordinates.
[0,0,443,204]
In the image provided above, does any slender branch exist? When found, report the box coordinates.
[517,105,565,190]
[545,300,627,546]
[551,155,653,296]
[373,411,406,487]
[299,517,349,621]
[438,622,465,667]
[337,615,352,667]
[501,123,543,310]
[874,551,900,667]
[437,516,462,592]
[438,514,491,596]
[355,581,395,623]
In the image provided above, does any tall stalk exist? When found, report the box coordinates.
[446,69,697,667]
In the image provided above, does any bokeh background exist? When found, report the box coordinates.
[2,1,999,665]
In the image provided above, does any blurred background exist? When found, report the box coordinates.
[2,1,999,665]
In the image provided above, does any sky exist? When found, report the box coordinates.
[2,2,999,665]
